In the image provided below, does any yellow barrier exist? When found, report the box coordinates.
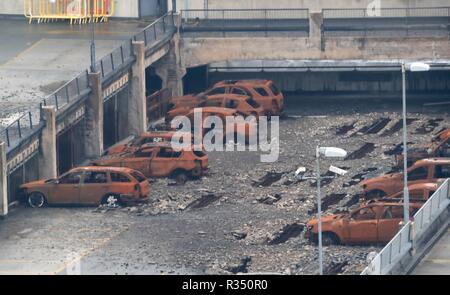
[24,0,115,24]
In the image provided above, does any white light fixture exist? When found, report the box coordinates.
[318,147,347,158]
[408,62,430,72]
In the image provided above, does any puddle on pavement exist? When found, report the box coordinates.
[309,193,347,215]
[336,121,356,135]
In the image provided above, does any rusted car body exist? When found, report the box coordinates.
[180,107,258,144]
[384,182,438,201]
[166,94,264,122]
[169,80,284,116]
[395,129,450,167]
[92,142,209,183]
[361,158,450,198]
[19,167,150,207]
[211,80,284,116]
[103,131,192,156]
[305,202,423,245]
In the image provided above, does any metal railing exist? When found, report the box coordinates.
[0,11,176,152]
[362,179,450,275]
[323,7,450,37]
[181,9,309,35]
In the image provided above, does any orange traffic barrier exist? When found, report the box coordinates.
[24,0,114,24]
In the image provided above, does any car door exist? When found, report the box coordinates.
[79,171,110,205]
[49,171,83,204]
[121,148,153,177]
[149,147,179,177]
[347,207,378,243]
[377,206,403,243]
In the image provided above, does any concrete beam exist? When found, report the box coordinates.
[130,41,147,135]
[39,106,57,180]
[0,142,7,218]
[309,11,323,51]
[85,72,104,159]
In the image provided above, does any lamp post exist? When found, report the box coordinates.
[401,61,430,225]
[315,146,347,275]
[90,0,96,73]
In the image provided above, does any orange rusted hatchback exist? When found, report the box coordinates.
[361,158,450,199]
[93,142,209,184]
[395,128,450,167]
[179,107,258,144]
[305,202,423,245]
[19,166,150,208]
[103,131,192,156]
[211,80,284,116]
[166,94,264,122]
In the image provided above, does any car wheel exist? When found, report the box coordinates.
[322,232,340,246]
[28,192,46,208]
[174,172,188,185]
[103,194,122,207]
[366,190,386,200]
[190,167,202,179]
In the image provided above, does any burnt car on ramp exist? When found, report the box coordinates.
[103,131,192,156]
[19,166,150,207]
[92,142,208,184]
[395,128,450,167]
[305,202,423,245]
[361,158,450,199]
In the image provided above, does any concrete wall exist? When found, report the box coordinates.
[181,37,450,68]
[176,0,450,11]
[0,0,22,15]
[208,70,450,94]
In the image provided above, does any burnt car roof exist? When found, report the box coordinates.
[71,166,137,174]
[187,107,237,115]
[414,157,450,165]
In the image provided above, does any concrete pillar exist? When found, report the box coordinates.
[309,11,323,51]
[0,142,7,218]
[39,106,57,180]
[85,72,104,159]
[155,36,186,98]
[130,41,147,135]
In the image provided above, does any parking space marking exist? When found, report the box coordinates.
[424,259,450,264]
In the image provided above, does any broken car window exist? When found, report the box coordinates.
[254,87,269,97]
[435,165,450,178]
[59,172,83,184]
[352,207,376,220]
[110,173,131,183]
[408,167,428,180]
[84,172,108,184]
[231,87,248,96]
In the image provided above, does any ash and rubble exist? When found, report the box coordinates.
[94,108,449,275]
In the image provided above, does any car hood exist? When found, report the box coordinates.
[21,179,49,188]
[360,172,401,186]
[307,214,344,227]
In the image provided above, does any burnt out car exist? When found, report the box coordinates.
[182,107,258,144]
[166,94,264,122]
[92,142,208,184]
[19,167,150,207]
[395,129,450,167]
[103,131,192,156]
[305,202,422,245]
[361,158,450,198]
[170,80,284,116]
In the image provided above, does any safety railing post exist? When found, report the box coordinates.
[29,111,33,129]
[54,93,59,110]
[6,129,10,147]
[120,45,124,63]
[264,9,268,37]
[65,85,70,103]
[110,53,115,71]
[17,120,22,139]
[76,76,80,96]
[222,10,225,37]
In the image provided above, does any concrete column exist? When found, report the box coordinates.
[0,142,7,218]
[155,36,186,98]
[39,106,57,180]
[85,72,104,159]
[130,41,147,135]
[309,11,323,51]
